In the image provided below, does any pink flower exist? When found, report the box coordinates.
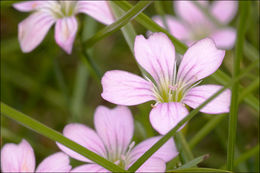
[1,139,71,172]
[13,1,114,54]
[153,1,237,49]
[101,33,231,135]
[57,105,178,172]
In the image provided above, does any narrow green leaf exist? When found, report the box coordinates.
[0,102,126,172]
[176,154,209,169]
[234,144,259,167]
[221,144,259,169]
[109,1,137,53]
[128,60,258,172]
[227,2,250,171]
[83,1,152,49]
[168,168,231,173]
[238,78,259,103]
[244,41,259,61]
[189,114,226,149]
[174,132,194,164]
[70,63,88,121]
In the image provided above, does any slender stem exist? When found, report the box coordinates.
[0,102,126,172]
[227,2,250,171]
[174,132,194,164]
[238,78,259,103]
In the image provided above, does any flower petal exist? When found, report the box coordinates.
[210,28,236,50]
[211,1,238,24]
[57,123,106,162]
[134,33,176,84]
[101,70,154,106]
[13,1,43,12]
[1,139,35,172]
[135,158,165,172]
[153,15,190,42]
[71,164,108,172]
[55,17,78,54]
[18,11,55,53]
[94,106,134,157]
[174,1,209,26]
[76,1,114,25]
[129,136,178,163]
[177,38,225,84]
[183,85,231,114]
[150,102,189,135]
[36,152,71,172]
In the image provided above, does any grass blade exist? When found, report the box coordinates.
[227,1,250,170]
[0,102,126,172]
[174,132,194,164]
[176,154,209,169]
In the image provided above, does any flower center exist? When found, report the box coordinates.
[151,63,201,104]
[43,1,77,19]
[107,141,135,169]
[153,81,188,103]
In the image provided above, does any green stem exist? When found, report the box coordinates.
[227,2,250,171]
[174,132,194,164]
[238,78,259,103]
[0,102,126,172]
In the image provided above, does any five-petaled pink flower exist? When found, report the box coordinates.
[1,139,71,172]
[13,1,114,54]
[101,33,231,135]
[153,1,237,49]
[57,105,178,172]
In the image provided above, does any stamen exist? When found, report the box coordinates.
[169,85,177,91]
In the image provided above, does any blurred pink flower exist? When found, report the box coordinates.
[101,33,231,135]
[13,1,114,54]
[57,105,178,172]
[1,139,71,172]
[153,1,237,49]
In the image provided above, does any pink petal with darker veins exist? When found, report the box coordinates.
[177,38,225,84]
[184,84,231,114]
[57,123,107,163]
[101,70,154,106]
[149,102,189,135]
[94,106,134,156]
[134,33,176,84]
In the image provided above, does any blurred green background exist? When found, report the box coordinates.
[1,1,259,172]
